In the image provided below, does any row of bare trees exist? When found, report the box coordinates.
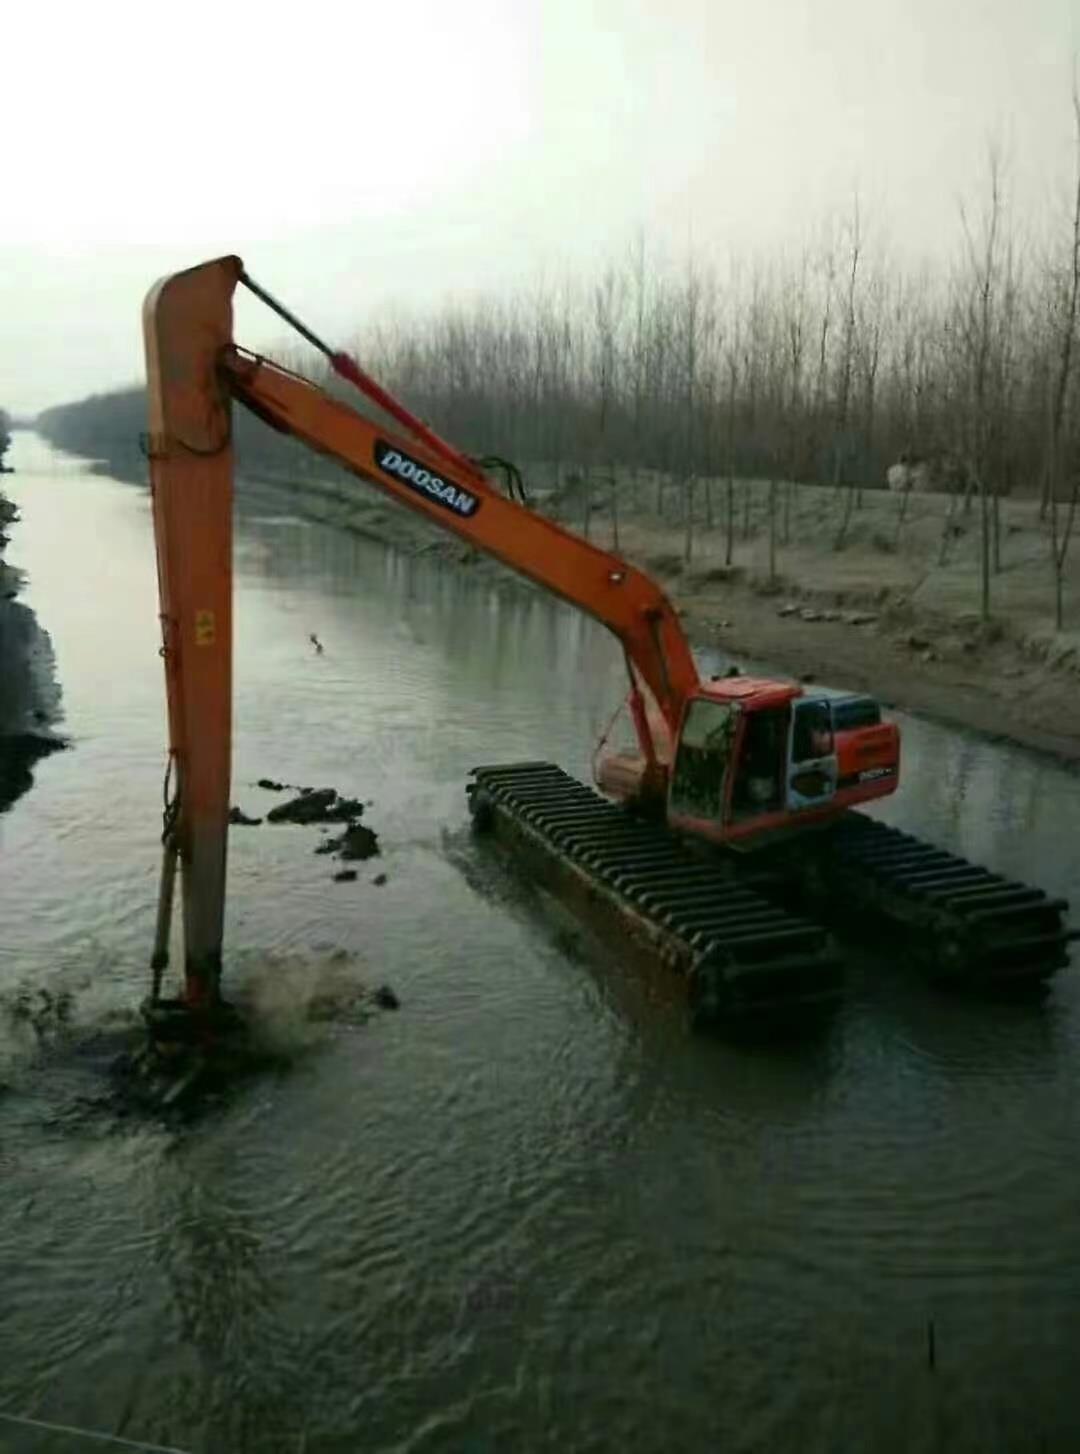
[37,88,1080,624]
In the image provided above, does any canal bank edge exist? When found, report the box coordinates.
[0,490,65,813]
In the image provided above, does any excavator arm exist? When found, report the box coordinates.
[220,347,698,722]
[142,255,700,1014]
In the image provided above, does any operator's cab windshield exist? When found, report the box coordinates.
[670,695,835,826]
[669,698,738,820]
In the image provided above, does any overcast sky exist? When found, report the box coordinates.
[2,0,1077,415]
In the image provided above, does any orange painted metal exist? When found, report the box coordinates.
[835,721,899,781]
[220,346,700,749]
[143,256,241,1009]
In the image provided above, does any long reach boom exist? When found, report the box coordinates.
[143,255,700,1014]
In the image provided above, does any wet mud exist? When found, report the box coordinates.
[314,821,380,861]
[1,950,401,1125]
[236,782,382,871]
[228,806,263,826]
[264,786,366,824]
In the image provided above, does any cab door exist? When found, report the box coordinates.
[668,698,740,826]
[787,697,838,811]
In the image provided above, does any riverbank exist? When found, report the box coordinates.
[0,489,64,813]
[236,465,1080,767]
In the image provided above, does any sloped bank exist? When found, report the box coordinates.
[0,493,64,814]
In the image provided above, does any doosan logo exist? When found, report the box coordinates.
[374,442,480,519]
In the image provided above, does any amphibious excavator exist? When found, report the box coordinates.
[140,256,1073,1044]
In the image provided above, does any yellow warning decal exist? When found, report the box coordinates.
[194,610,216,647]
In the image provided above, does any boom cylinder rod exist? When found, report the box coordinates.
[149,841,179,999]
[238,270,482,483]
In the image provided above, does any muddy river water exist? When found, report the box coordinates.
[2,434,1080,1453]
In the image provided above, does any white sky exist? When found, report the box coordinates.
[2,0,1077,415]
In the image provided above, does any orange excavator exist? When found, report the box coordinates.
[142,257,1069,1042]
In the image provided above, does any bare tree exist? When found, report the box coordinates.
[856,268,887,511]
[627,231,650,506]
[1048,77,1080,628]
[953,146,1008,618]
[807,241,835,496]
[722,279,742,567]
[781,252,809,544]
[679,256,702,563]
[591,265,624,548]
[832,195,863,548]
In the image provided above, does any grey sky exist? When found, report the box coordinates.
[2,0,1076,415]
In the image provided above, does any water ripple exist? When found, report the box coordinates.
[2,442,1080,1452]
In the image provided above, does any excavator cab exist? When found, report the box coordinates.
[664,684,892,846]
[668,693,802,837]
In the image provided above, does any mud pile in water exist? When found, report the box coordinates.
[229,783,382,875]
[266,787,365,826]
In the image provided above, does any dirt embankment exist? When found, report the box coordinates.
[209,466,1080,767]
[618,477,1080,765]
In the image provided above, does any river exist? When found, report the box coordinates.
[2,433,1080,1454]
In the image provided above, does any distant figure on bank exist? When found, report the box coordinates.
[309,633,324,655]
[886,454,931,494]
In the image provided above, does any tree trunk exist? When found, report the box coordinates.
[725,471,735,567]
[832,441,856,549]
[683,476,696,563]
[834,483,857,549]
[978,467,990,620]
[895,481,912,546]
[1049,453,1080,631]
[938,478,961,566]
[768,476,778,583]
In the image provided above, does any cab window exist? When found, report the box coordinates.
[791,700,834,763]
[669,699,738,820]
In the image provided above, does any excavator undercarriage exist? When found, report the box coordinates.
[468,764,1076,1019]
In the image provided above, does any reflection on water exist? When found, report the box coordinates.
[1,435,1080,1453]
